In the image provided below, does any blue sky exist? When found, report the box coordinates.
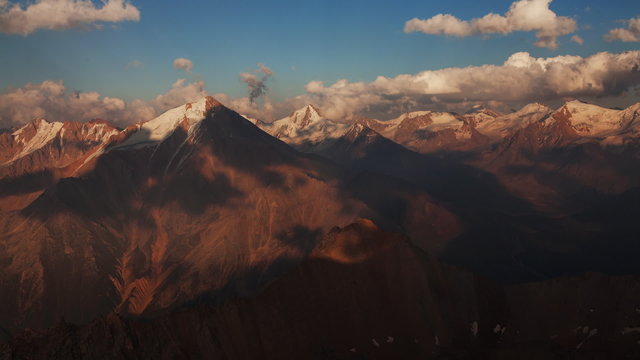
[0,0,640,124]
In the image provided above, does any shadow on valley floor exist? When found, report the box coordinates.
[315,130,640,282]
[0,169,55,197]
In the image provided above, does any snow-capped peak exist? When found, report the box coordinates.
[115,96,222,149]
[254,105,349,147]
[285,104,323,129]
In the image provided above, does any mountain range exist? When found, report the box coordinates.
[1,96,640,358]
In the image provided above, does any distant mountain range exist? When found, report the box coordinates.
[1,97,640,358]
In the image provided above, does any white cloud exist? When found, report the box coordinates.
[605,17,640,42]
[172,58,193,74]
[571,35,584,45]
[154,78,207,110]
[0,80,142,127]
[301,51,640,119]
[213,93,278,121]
[404,0,577,50]
[0,0,140,35]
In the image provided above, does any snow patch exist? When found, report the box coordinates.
[6,120,63,164]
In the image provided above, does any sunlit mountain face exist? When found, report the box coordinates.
[1,0,640,359]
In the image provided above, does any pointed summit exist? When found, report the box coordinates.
[254,104,349,149]
[114,96,226,149]
[286,104,323,129]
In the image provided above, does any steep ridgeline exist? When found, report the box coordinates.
[3,220,640,359]
[0,97,458,333]
[0,119,120,211]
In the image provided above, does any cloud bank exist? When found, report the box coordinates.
[301,51,640,119]
[3,51,640,127]
[605,17,640,43]
[172,58,193,74]
[0,77,209,128]
[404,0,576,49]
[0,0,140,35]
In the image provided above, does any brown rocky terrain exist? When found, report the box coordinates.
[0,119,120,211]
[2,220,640,359]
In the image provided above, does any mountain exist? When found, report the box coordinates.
[479,101,640,213]
[0,118,119,211]
[3,220,640,359]
[2,96,640,358]
[352,111,489,153]
[253,105,350,151]
[0,97,457,333]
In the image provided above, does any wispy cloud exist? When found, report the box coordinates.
[126,59,143,69]
[239,63,274,103]
[0,0,140,35]
[404,0,577,50]
[571,35,584,45]
[605,17,640,42]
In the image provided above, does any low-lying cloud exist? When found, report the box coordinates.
[605,17,640,43]
[302,51,640,119]
[0,0,140,35]
[0,77,208,128]
[404,0,577,50]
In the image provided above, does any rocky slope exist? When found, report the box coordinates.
[2,220,640,359]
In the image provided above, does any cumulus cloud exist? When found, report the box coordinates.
[301,51,640,119]
[0,0,140,35]
[0,80,146,127]
[605,17,640,42]
[172,58,193,74]
[154,79,207,110]
[0,78,210,128]
[404,0,577,50]
[213,93,278,121]
[240,63,274,103]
